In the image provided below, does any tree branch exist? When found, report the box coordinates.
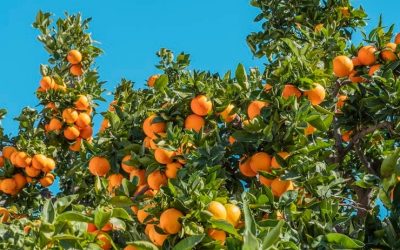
[354,143,377,175]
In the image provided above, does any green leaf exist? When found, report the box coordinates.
[210,219,240,237]
[242,193,259,250]
[111,208,133,221]
[42,199,55,224]
[126,241,159,250]
[56,212,92,223]
[306,115,328,131]
[235,63,248,89]
[155,74,168,90]
[94,207,112,230]
[172,234,205,250]
[325,233,364,249]
[262,220,284,249]
[110,196,134,207]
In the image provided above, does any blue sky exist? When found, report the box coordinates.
[0,0,399,133]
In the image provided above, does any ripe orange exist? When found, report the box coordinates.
[147,75,159,87]
[62,108,79,124]
[32,154,47,170]
[0,178,17,194]
[351,57,362,67]
[75,112,91,128]
[239,157,257,177]
[159,208,184,234]
[381,43,397,61]
[349,70,365,83]
[342,130,352,142]
[137,204,154,224]
[228,136,236,145]
[88,156,111,177]
[154,148,175,164]
[207,229,226,245]
[368,64,381,76]
[96,232,112,250]
[271,152,290,168]
[304,83,325,105]
[99,119,110,132]
[70,64,84,76]
[124,246,138,250]
[121,155,136,173]
[264,83,272,92]
[64,125,80,140]
[39,173,55,187]
[69,138,82,151]
[333,55,354,77]
[42,158,56,173]
[130,169,146,185]
[190,95,213,116]
[40,76,55,90]
[358,45,377,66]
[336,95,348,110]
[271,178,294,197]
[0,156,4,167]
[108,174,124,193]
[247,100,269,119]
[220,104,237,122]
[2,146,17,159]
[165,162,182,179]
[259,175,273,187]
[147,224,168,247]
[46,118,63,132]
[339,7,350,17]
[25,165,41,177]
[147,170,167,190]
[13,173,27,190]
[87,223,97,233]
[395,33,400,44]
[79,125,93,139]
[10,151,19,166]
[225,204,241,226]
[0,207,10,223]
[249,152,271,173]
[184,114,205,132]
[131,205,139,215]
[67,50,82,64]
[304,123,316,136]
[143,115,166,139]
[15,151,31,168]
[75,95,90,111]
[282,84,301,99]
[207,201,227,220]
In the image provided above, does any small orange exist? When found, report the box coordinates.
[239,157,257,177]
[358,45,377,66]
[249,152,271,173]
[2,146,17,159]
[304,123,316,136]
[0,178,17,194]
[351,57,362,67]
[40,76,55,90]
[75,112,91,128]
[259,175,273,187]
[336,95,348,110]
[13,173,27,190]
[96,232,112,250]
[224,204,241,227]
[39,173,55,187]
[165,162,182,179]
[271,178,294,197]
[142,115,166,139]
[130,169,146,185]
[107,174,124,193]
[154,148,175,164]
[220,104,237,122]
[69,138,82,152]
[368,64,381,76]
[64,126,80,140]
[15,151,31,168]
[79,126,93,139]
[75,95,90,111]
[349,70,365,83]
[147,171,167,190]
[62,108,79,124]
[333,55,354,77]
[184,114,205,132]
[147,224,168,247]
[46,118,63,132]
[25,166,41,177]
[247,100,269,119]
[228,136,236,145]
[282,84,301,99]
[137,204,154,224]
[271,152,290,168]
[147,75,159,87]
[264,83,272,92]
[207,201,227,220]
[88,156,111,177]
[42,158,56,173]
[121,155,136,173]
[342,130,352,142]
[190,95,213,116]
[207,229,226,245]
[67,50,82,64]
[32,154,48,170]
[99,119,110,133]
[0,207,10,223]
[304,83,325,105]
[70,64,84,76]
[381,43,397,61]
[159,208,184,234]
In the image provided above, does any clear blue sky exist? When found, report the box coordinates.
[0,0,399,133]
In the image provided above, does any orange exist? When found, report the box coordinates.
[228,136,236,145]
[368,64,381,76]
[395,33,400,44]
[207,201,227,220]
[39,173,55,187]
[336,95,347,110]
[75,112,91,128]
[143,115,166,139]
[32,154,48,170]
[25,165,41,177]
[154,148,175,164]
[147,170,167,190]
[0,178,17,194]
[220,104,237,122]
[67,50,82,64]
[239,158,257,177]
[249,152,271,173]
[12,174,26,191]
[358,45,377,66]
[99,119,110,133]
[124,246,138,250]
[15,151,31,168]
[10,151,19,166]
[0,156,4,167]
[64,126,80,140]
[271,178,294,197]
[130,169,146,185]
[304,83,325,105]
[121,155,136,173]
[259,175,273,187]
[40,76,55,90]
[147,224,168,247]
[0,207,10,223]
[304,123,316,136]
[282,84,301,99]
[333,55,354,77]
[349,70,365,83]
[23,225,31,234]
[271,152,290,168]
[69,138,82,152]
[225,204,241,227]
[2,146,17,159]
[108,174,124,193]
[351,57,362,67]
[87,223,97,233]
[342,130,352,142]
[97,232,112,250]
[46,118,63,132]
[147,75,159,87]
[70,64,84,76]
[207,229,226,245]
[339,7,350,17]
[88,156,111,177]
[131,205,139,215]
[184,114,205,132]
[79,125,93,139]
[42,158,56,173]
[190,95,213,116]
[381,43,397,61]
[62,108,79,124]
[75,95,90,111]
[264,83,272,92]
[165,162,182,179]
[137,204,154,224]
[247,100,269,119]
[54,83,67,92]
[159,208,184,234]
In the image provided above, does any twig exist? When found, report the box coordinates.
[354,143,377,175]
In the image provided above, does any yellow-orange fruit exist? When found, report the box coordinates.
[40,76,55,90]
[165,162,182,179]
[79,125,93,139]
[15,152,31,168]
[147,224,168,247]
[207,201,227,220]
[147,75,159,87]
[368,64,381,76]
[88,156,111,177]
[228,136,236,145]
[271,178,294,197]
[39,173,55,187]
[352,57,362,67]
[75,112,91,128]
[395,33,400,44]
[96,232,112,250]
[282,84,301,99]
[259,175,273,187]
[121,155,136,173]
[0,156,4,167]
[336,95,348,110]
[333,55,354,77]
[10,151,19,166]
[220,104,237,122]
[124,246,138,250]
[25,165,41,177]
[225,204,241,226]
[304,83,325,105]
[339,6,350,17]
[131,205,139,215]
[184,114,205,132]
[67,50,82,64]
[32,154,48,170]
[70,64,84,76]
[314,23,324,32]
[342,130,352,142]
[42,158,56,173]
[249,152,271,173]
[349,70,365,83]
[239,158,257,177]
[264,83,272,92]
[247,100,269,119]
[99,119,110,133]
[75,95,90,111]
[304,123,316,136]
[108,174,124,193]
[154,148,175,164]
[381,43,397,61]
[46,118,63,132]
[358,45,377,66]
[160,208,184,234]
[137,204,154,224]
[2,146,17,159]
[190,95,213,116]
[143,115,166,139]
[62,108,79,124]
[207,229,226,245]
[130,169,146,185]
[69,138,82,152]
[271,152,290,168]
[64,126,80,140]
[147,171,167,190]
[0,178,17,194]
[0,207,10,223]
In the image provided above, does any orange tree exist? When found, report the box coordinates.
[1,0,400,249]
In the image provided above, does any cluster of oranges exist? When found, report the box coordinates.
[67,49,84,76]
[86,222,115,250]
[0,146,56,195]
